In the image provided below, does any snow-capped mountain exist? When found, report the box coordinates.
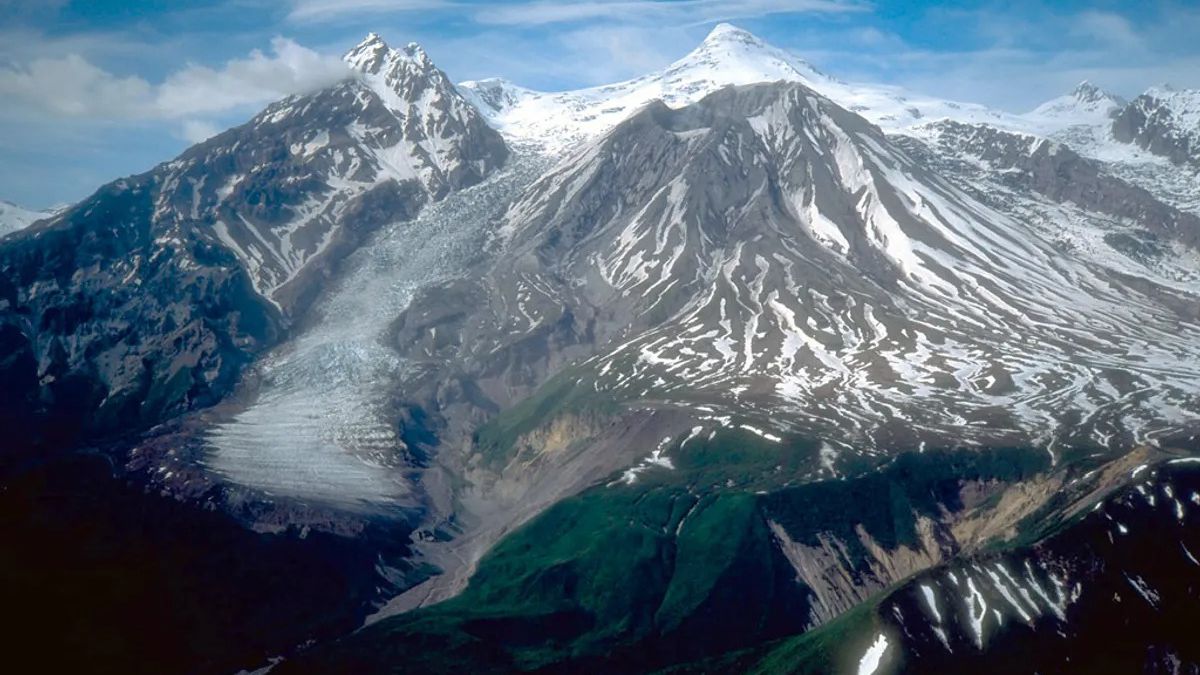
[341,33,507,196]
[186,32,505,307]
[1013,82,1200,216]
[460,23,1024,153]
[10,22,1200,675]
[459,25,1200,220]
[0,200,53,238]
[0,32,506,453]
[456,25,1200,223]
[1113,85,1200,167]
[395,80,1200,470]
[1025,80,1126,129]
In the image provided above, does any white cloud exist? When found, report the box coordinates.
[155,37,349,117]
[1071,11,1144,50]
[287,0,449,21]
[0,37,349,121]
[179,119,223,144]
[0,53,153,117]
[552,25,686,82]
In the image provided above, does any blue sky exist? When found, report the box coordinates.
[3,0,1200,208]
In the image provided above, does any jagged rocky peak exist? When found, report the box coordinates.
[0,26,511,453]
[335,31,509,197]
[344,32,389,72]
[1134,83,1200,122]
[344,32,447,98]
[343,31,489,128]
[1071,79,1120,104]
[1141,82,1200,111]
[1028,79,1125,124]
[1113,83,1200,166]
[400,41,432,64]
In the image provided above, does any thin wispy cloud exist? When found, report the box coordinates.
[179,119,223,144]
[471,0,867,26]
[286,0,867,25]
[1071,11,1144,51]
[287,0,450,22]
[155,37,350,117]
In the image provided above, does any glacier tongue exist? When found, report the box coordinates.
[205,153,546,507]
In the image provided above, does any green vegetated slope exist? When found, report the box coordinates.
[281,425,1050,675]
[658,594,886,675]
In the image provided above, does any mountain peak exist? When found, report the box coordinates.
[0,198,52,236]
[696,23,778,56]
[344,32,440,78]
[1068,80,1124,107]
[703,22,760,44]
[1027,79,1124,125]
[1145,83,1178,99]
[402,41,433,67]
[345,32,390,72]
[1072,80,1103,100]
[680,21,826,83]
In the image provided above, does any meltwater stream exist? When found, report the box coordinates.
[206,152,547,509]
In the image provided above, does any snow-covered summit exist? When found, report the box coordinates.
[1025,80,1126,129]
[664,22,830,94]
[1073,80,1123,105]
[344,32,389,72]
[334,32,506,198]
[1110,84,1200,173]
[0,200,52,238]
[1137,85,1200,128]
[459,23,1024,152]
[344,32,442,89]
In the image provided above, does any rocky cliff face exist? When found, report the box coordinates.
[918,119,1200,249]
[863,459,1200,674]
[0,181,281,456]
[1112,88,1200,167]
